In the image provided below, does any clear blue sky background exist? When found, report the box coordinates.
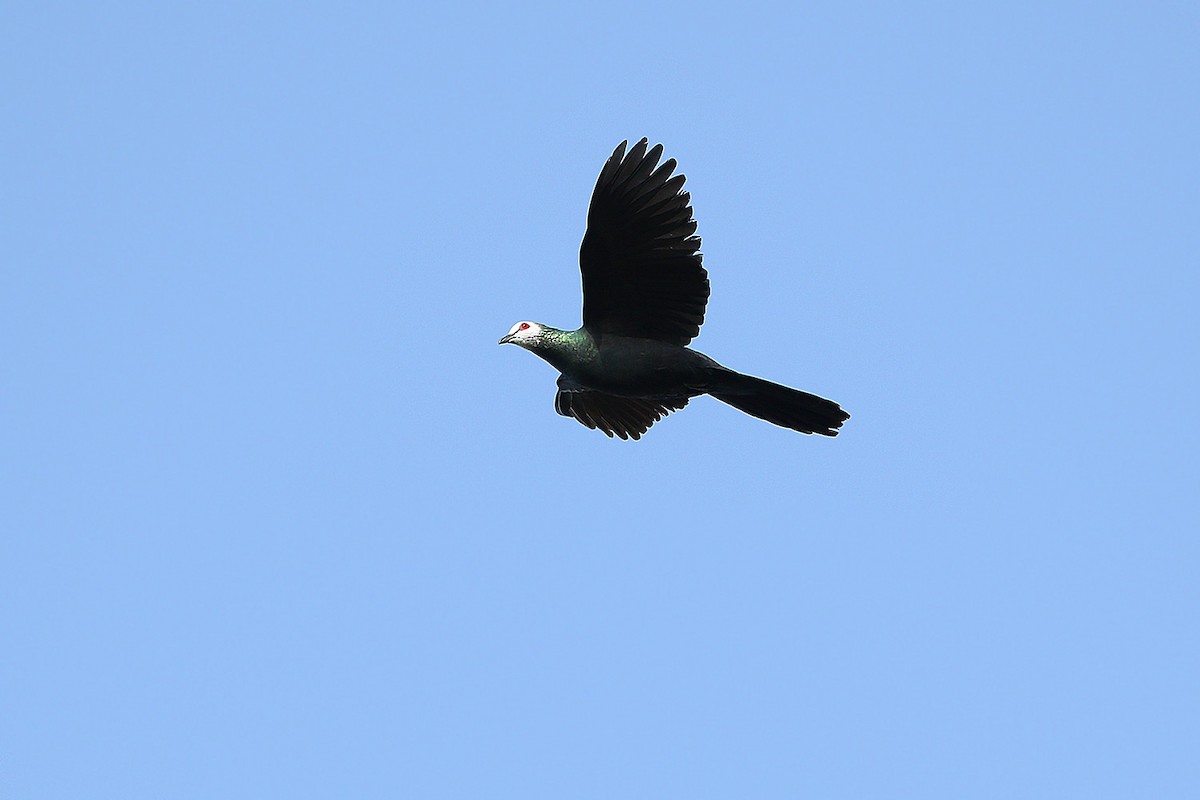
[3,2,1197,797]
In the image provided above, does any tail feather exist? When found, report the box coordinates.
[708,371,849,436]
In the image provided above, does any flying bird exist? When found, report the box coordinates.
[500,138,849,440]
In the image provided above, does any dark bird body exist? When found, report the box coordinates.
[500,139,850,440]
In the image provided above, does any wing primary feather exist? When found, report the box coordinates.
[633,173,685,212]
[607,404,644,435]
[612,138,650,188]
[596,140,628,189]
[616,143,663,196]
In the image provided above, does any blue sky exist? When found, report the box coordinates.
[3,2,1197,797]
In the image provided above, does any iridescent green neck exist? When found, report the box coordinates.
[529,326,597,372]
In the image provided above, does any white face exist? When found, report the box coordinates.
[500,320,544,346]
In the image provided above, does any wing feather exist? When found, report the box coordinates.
[579,139,709,345]
[554,383,690,441]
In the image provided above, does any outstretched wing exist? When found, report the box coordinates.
[579,139,709,346]
[554,382,689,441]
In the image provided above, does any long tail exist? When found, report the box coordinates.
[708,371,850,436]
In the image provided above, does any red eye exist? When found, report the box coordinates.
[519,322,530,331]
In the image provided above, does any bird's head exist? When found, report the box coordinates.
[498,320,546,349]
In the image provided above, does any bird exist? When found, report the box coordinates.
[499,138,850,441]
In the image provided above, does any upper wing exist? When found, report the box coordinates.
[554,382,689,441]
[579,139,709,346]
